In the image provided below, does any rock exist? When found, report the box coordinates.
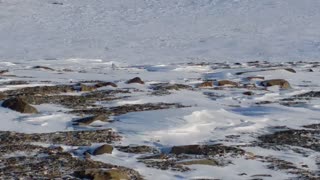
[0,92,6,100]
[243,91,254,96]
[217,80,238,87]
[2,97,38,114]
[170,144,245,156]
[73,115,108,126]
[80,84,97,91]
[95,82,118,88]
[127,77,144,84]
[197,81,213,88]
[261,79,291,89]
[32,66,55,71]
[92,144,114,155]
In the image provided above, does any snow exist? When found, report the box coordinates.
[1,0,320,179]
[1,0,320,64]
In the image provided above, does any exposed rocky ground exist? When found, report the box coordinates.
[0,61,320,179]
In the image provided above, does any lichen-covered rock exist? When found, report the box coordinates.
[2,97,38,114]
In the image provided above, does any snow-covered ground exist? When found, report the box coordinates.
[1,0,320,179]
[1,0,320,63]
[1,59,320,179]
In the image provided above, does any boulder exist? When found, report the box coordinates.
[92,144,113,155]
[2,97,38,114]
[261,79,291,89]
[127,77,144,84]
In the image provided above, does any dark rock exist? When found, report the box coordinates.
[260,79,291,89]
[243,91,254,96]
[73,115,108,126]
[92,144,114,155]
[127,77,144,84]
[2,97,38,114]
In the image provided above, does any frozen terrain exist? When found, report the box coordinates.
[1,0,320,63]
[1,0,320,180]
[0,60,320,179]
